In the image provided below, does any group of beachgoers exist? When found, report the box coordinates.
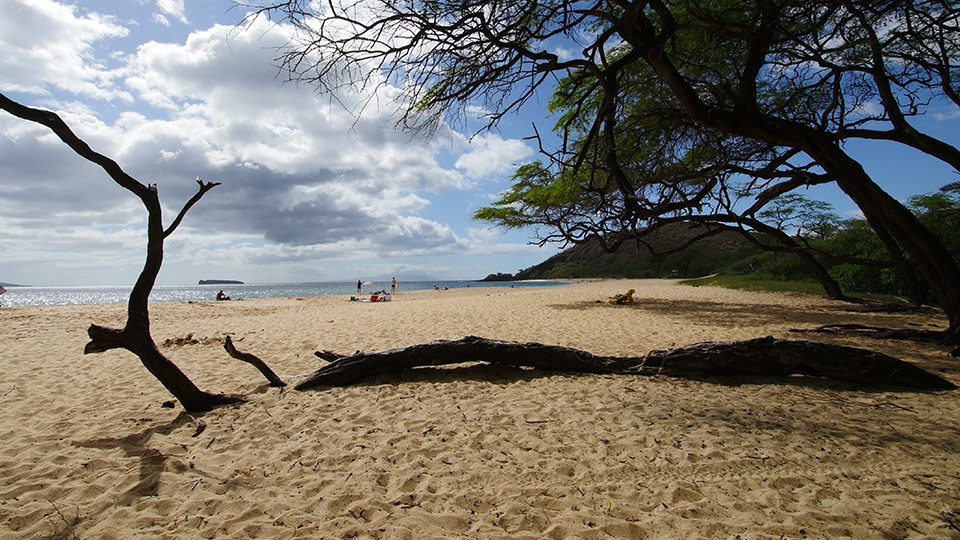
[356,277,399,294]
[352,277,399,302]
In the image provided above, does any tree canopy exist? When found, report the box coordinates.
[248,0,960,338]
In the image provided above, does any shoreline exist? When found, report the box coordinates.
[2,279,958,538]
[0,279,574,308]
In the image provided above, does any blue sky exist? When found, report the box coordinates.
[1,1,957,287]
[0,0,562,286]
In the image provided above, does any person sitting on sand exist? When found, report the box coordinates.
[607,288,636,305]
[216,290,231,301]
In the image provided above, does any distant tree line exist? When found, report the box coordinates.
[747,184,960,302]
[510,184,960,305]
[480,272,517,282]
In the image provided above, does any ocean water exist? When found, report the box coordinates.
[0,280,567,308]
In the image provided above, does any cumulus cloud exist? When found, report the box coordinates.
[0,2,545,285]
[112,16,473,251]
[455,133,533,179]
[0,0,130,100]
[154,0,188,26]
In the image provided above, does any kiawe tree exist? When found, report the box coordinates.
[246,0,960,341]
[4,90,954,404]
[0,93,245,412]
[608,0,960,336]
[3,3,958,411]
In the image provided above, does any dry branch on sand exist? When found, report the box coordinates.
[285,336,956,391]
[223,336,286,387]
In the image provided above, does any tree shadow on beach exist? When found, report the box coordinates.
[556,298,956,372]
[686,394,960,452]
[72,412,196,504]
[342,362,960,452]
[559,298,947,331]
[339,360,952,397]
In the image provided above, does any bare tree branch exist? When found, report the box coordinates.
[165,178,222,238]
[0,92,240,412]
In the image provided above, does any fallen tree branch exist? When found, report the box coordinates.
[295,335,955,391]
[791,323,948,342]
[315,350,349,362]
[224,336,286,387]
[630,337,952,388]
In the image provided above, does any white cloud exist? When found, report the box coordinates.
[455,133,533,179]
[105,19,472,251]
[0,2,552,285]
[0,0,130,100]
[153,13,171,27]
[933,108,960,121]
[155,0,188,25]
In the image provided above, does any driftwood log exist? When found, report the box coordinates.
[223,336,286,387]
[296,335,956,391]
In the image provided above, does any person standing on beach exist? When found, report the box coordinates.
[357,280,362,294]
[391,277,398,294]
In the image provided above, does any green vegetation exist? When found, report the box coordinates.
[679,275,827,296]
[509,184,960,302]
[678,271,918,302]
[480,272,515,282]
[262,0,960,335]
[746,184,960,301]
[511,222,758,281]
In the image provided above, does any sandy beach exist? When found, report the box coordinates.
[1,279,958,538]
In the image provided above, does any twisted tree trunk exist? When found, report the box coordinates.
[296,336,955,391]
[0,93,243,412]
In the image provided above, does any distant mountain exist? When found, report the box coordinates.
[510,223,757,280]
[0,282,28,287]
[198,279,245,285]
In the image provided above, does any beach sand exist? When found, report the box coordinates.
[1,279,959,538]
